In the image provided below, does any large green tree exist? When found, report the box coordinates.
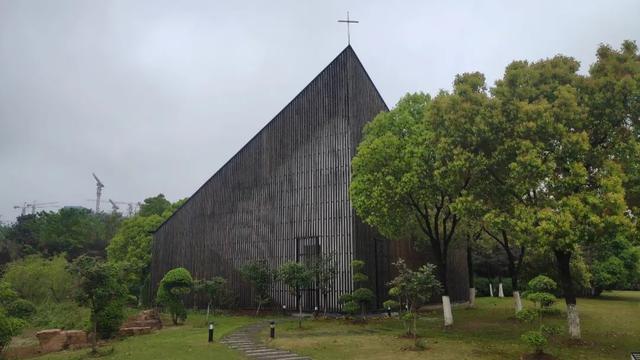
[107,196,186,304]
[490,42,639,339]
[351,74,490,326]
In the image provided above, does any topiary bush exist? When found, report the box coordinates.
[524,275,557,311]
[156,267,193,325]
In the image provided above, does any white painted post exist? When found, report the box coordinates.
[442,296,453,326]
[468,288,476,308]
[513,291,523,313]
[498,283,504,298]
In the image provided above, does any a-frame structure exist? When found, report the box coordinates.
[151,46,469,311]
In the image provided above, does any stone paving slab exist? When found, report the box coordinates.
[220,322,311,360]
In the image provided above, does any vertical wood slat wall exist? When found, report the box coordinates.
[150,46,469,312]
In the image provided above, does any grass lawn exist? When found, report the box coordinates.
[260,291,640,360]
[28,312,258,360]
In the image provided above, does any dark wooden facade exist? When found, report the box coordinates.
[151,46,469,312]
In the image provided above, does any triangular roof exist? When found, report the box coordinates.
[154,45,386,233]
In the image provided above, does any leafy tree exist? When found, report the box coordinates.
[138,194,172,217]
[36,207,108,258]
[277,261,313,328]
[194,276,231,320]
[1,254,75,303]
[339,260,375,321]
[0,223,20,267]
[386,259,441,338]
[240,260,273,315]
[107,214,165,303]
[156,267,193,325]
[107,196,186,304]
[351,77,490,326]
[311,253,338,317]
[489,44,638,339]
[70,256,127,353]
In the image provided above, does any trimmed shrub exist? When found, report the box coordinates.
[515,308,538,323]
[156,267,193,325]
[521,330,547,354]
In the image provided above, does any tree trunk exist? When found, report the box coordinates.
[256,301,261,316]
[206,302,211,322]
[467,244,476,308]
[489,283,494,297]
[498,282,504,298]
[91,317,97,354]
[323,293,328,317]
[555,250,581,339]
[297,295,302,328]
[412,310,417,339]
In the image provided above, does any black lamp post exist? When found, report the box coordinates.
[208,322,214,343]
[270,321,276,339]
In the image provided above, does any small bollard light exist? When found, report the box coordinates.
[208,322,214,343]
[313,306,319,318]
[282,304,287,315]
[270,321,276,339]
[387,306,392,317]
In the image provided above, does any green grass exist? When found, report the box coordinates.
[32,312,257,360]
[259,291,640,360]
[11,292,640,359]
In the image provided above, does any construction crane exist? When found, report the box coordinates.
[13,201,58,216]
[108,199,119,214]
[110,200,139,216]
[92,173,104,213]
[27,201,58,214]
[87,199,138,216]
[13,202,28,216]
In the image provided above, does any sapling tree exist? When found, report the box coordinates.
[311,253,338,317]
[156,267,193,325]
[387,259,441,338]
[194,276,230,321]
[240,260,273,316]
[70,256,127,353]
[277,261,313,328]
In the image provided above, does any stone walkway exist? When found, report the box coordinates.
[221,322,311,360]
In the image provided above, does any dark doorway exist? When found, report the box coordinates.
[296,236,320,311]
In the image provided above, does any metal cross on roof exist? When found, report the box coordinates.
[337,11,359,45]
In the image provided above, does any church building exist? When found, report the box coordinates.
[151,46,469,311]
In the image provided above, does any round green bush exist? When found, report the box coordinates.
[521,330,547,353]
[527,275,557,293]
[515,308,538,323]
[7,299,36,319]
[383,299,400,311]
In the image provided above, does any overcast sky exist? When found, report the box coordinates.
[0,0,638,222]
